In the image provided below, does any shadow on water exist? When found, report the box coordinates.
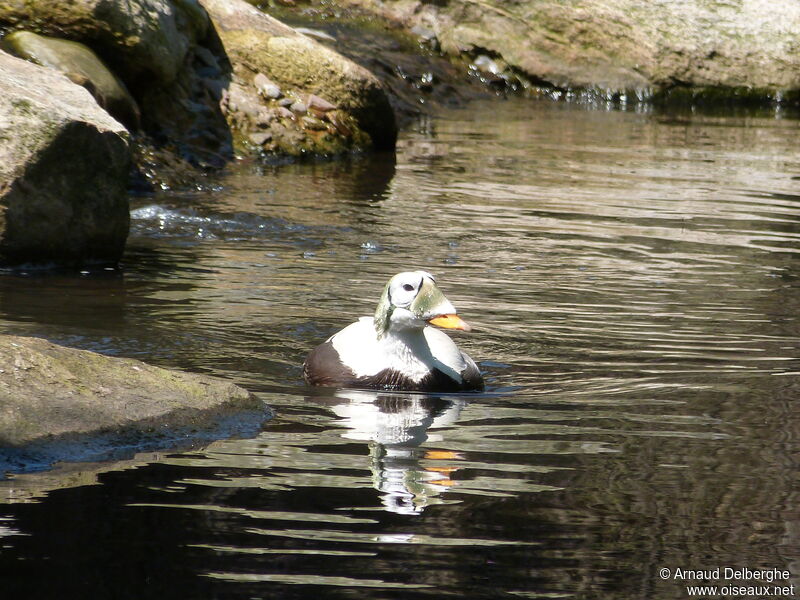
[0,98,799,598]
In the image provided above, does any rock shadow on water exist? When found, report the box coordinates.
[0,245,212,343]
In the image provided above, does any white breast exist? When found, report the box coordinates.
[331,317,468,384]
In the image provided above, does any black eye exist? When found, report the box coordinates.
[402,284,414,292]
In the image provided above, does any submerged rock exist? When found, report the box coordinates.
[0,335,263,450]
[1,31,141,130]
[0,51,130,267]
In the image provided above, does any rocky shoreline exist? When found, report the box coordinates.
[0,0,400,270]
[3,0,800,266]
[291,0,800,106]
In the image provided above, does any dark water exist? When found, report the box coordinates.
[1,99,800,599]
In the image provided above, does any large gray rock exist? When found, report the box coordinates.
[330,0,800,99]
[0,50,130,266]
[0,335,262,448]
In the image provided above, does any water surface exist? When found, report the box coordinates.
[0,99,799,598]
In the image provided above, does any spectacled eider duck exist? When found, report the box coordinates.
[303,271,484,392]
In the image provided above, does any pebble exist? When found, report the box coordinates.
[249,132,272,146]
[255,108,274,127]
[225,86,260,117]
[254,72,282,99]
[275,106,295,120]
[306,93,337,113]
[290,100,308,115]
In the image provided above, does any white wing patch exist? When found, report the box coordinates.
[423,326,467,383]
[331,317,384,377]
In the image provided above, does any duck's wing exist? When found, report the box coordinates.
[459,351,484,391]
[423,326,484,391]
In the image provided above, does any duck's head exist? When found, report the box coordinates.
[374,271,471,338]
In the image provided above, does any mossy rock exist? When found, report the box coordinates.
[323,0,800,104]
[0,335,263,448]
[0,0,208,87]
[201,0,397,152]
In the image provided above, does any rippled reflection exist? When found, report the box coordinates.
[327,390,465,514]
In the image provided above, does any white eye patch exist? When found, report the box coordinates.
[387,271,428,307]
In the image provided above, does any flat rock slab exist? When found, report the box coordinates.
[0,335,267,460]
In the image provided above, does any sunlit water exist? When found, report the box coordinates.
[1,99,799,599]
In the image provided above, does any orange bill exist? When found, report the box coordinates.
[424,450,463,460]
[428,314,471,331]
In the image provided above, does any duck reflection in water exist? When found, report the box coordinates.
[325,389,466,515]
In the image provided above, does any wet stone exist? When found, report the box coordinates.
[275,106,295,119]
[254,72,282,99]
[290,100,308,115]
[472,54,502,75]
[248,131,272,145]
[255,108,274,127]
[306,93,337,113]
[411,24,437,42]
